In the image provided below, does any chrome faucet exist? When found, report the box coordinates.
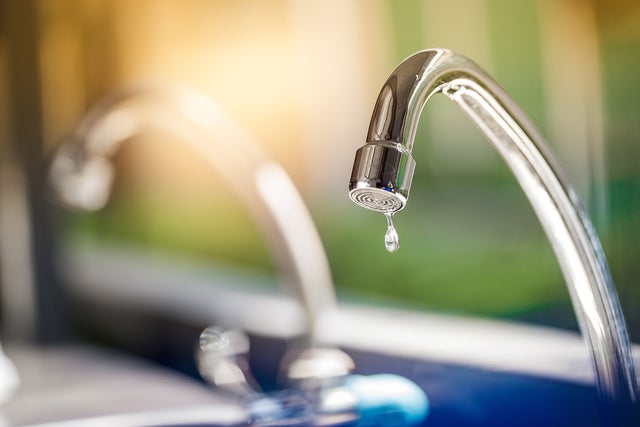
[48,86,430,426]
[49,85,336,346]
[349,49,637,416]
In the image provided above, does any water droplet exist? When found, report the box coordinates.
[384,213,399,253]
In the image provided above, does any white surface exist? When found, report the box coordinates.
[1,345,244,426]
[0,344,19,405]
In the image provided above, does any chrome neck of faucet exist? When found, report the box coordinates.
[49,85,336,344]
[351,48,637,410]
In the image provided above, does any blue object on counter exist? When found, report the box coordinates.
[343,374,429,426]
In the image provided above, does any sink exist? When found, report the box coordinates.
[40,245,636,426]
[11,340,598,427]
[3,309,626,427]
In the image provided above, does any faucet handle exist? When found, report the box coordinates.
[281,347,355,390]
[196,325,258,398]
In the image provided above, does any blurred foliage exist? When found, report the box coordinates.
[598,6,640,341]
[318,183,566,318]
[65,195,274,275]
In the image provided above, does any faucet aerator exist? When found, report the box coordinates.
[349,142,415,213]
[348,187,405,213]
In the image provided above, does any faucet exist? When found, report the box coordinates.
[48,84,336,348]
[348,49,638,418]
[49,86,430,426]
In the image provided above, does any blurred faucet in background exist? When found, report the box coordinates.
[348,48,638,423]
[48,85,336,351]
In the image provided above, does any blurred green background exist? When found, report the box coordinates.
[2,0,639,341]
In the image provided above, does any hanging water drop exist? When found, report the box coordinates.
[384,212,400,253]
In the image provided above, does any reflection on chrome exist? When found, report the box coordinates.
[48,85,335,347]
[283,347,355,388]
[349,48,638,418]
[197,326,257,398]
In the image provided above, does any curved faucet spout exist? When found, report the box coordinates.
[49,85,336,343]
[349,49,637,412]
